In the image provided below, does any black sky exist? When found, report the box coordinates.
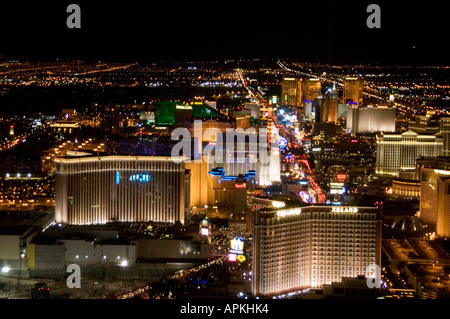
[0,0,449,65]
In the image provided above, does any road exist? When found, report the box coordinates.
[235,68,266,104]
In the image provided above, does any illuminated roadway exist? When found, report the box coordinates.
[235,68,266,104]
[74,62,138,76]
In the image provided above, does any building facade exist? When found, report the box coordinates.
[55,155,190,225]
[390,179,420,200]
[347,105,396,133]
[439,117,450,157]
[303,78,322,102]
[252,206,382,297]
[281,78,303,107]
[343,77,364,105]
[376,131,443,176]
[419,161,450,237]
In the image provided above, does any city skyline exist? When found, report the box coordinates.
[1,1,450,312]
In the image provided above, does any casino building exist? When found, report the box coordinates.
[346,104,396,133]
[55,155,190,225]
[252,206,382,297]
[376,130,443,176]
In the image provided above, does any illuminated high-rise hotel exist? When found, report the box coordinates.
[347,104,396,133]
[303,78,322,101]
[281,78,303,107]
[439,117,450,157]
[418,158,450,237]
[252,206,382,297]
[343,77,364,105]
[376,131,443,176]
[321,83,339,122]
[55,155,190,225]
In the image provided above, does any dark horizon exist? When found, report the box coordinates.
[0,0,449,66]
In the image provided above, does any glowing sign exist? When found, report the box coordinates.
[200,228,209,236]
[237,255,246,262]
[277,208,301,218]
[228,253,237,262]
[278,137,288,150]
[272,201,285,208]
[201,219,209,228]
[230,237,244,255]
[272,96,278,104]
[176,105,193,110]
[129,174,151,182]
[116,172,120,185]
[331,207,358,213]
[336,174,347,180]
[235,183,246,189]
[330,182,344,188]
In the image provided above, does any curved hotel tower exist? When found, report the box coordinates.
[55,155,190,225]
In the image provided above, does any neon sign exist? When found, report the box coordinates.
[331,207,358,213]
[277,208,301,218]
[129,174,151,182]
[230,237,244,255]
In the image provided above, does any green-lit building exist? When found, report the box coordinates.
[154,101,225,127]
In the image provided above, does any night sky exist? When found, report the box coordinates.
[0,0,449,65]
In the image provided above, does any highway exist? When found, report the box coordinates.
[235,68,266,104]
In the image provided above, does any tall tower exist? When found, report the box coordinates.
[440,117,450,156]
[303,78,321,101]
[315,93,323,124]
[419,164,450,237]
[281,78,303,107]
[252,206,382,297]
[322,83,339,122]
[343,77,364,105]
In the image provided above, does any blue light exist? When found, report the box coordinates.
[331,202,342,206]
[278,137,288,150]
[129,173,151,182]
[116,172,120,185]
